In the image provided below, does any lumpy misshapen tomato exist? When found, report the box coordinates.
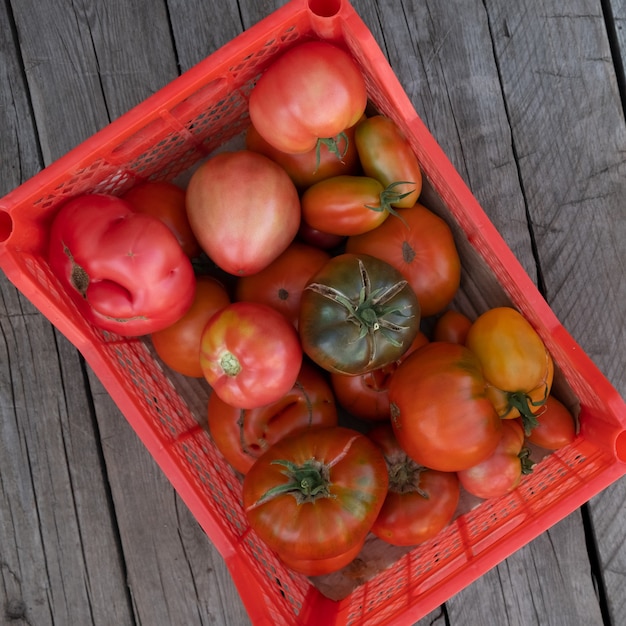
[242,426,388,567]
[48,193,196,337]
[248,41,367,155]
[200,302,302,410]
[207,361,338,475]
[389,342,502,472]
[298,253,421,375]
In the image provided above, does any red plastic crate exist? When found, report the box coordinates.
[1,1,625,624]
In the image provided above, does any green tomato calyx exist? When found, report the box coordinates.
[220,351,242,377]
[258,458,333,505]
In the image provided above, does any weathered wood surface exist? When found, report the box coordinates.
[0,1,625,625]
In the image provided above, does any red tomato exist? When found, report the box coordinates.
[235,242,330,327]
[242,426,388,563]
[185,150,300,276]
[151,276,230,378]
[330,331,429,421]
[200,302,302,409]
[526,395,576,450]
[432,309,472,344]
[48,193,195,336]
[248,41,367,154]
[355,115,423,208]
[123,181,201,258]
[297,220,346,250]
[457,419,533,500]
[368,423,460,546]
[301,175,412,236]
[245,121,360,191]
[278,537,365,577]
[389,342,502,472]
[346,203,461,317]
[207,362,338,474]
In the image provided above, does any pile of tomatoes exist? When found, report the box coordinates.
[46,40,576,577]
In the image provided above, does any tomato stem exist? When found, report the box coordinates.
[315,132,349,171]
[220,351,242,377]
[364,181,414,227]
[257,458,333,505]
[507,386,549,435]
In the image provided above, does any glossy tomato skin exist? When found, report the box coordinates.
[235,242,330,328]
[245,121,360,191]
[207,361,338,475]
[355,115,423,208]
[48,193,196,336]
[433,309,472,344]
[330,331,429,421]
[278,536,365,576]
[457,419,530,500]
[200,302,302,409]
[346,203,461,317]
[526,395,576,450]
[368,423,460,546]
[185,150,300,276]
[123,181,201,258]
[151,276,230,378]
[389,342,502,472]
[242,426,388,562]
[298,253,421,375]
[248,41,367,154]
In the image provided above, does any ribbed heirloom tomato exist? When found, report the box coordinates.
[200,302,302,409]
[242,426,388,574]
[388,342,502,472]
[248,41,367,155]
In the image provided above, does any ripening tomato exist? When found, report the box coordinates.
[123,181,201,258]
[299,253,421,375]
[235,242,330,328]
[354,115,423,208]
[48,193,196,336]
[466,307,551,428]
[297,220,346,250]
[150,276,230,378]
[248,41,367,155]
[185,150,301,276]
[368,423,460,546]
[207,362,338,474]
[457,419,533,500]
[278,536,365,577]
[245,121,360,191]
[200,302,303,409]
[389,342,502,472]
[432,309,472,344]
[330,331,429,421]
[346,203,461,317]
[242,426,388,563]
[526,395,576,450]
[301,175,413,237]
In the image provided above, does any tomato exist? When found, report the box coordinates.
[200,302,302,409]
[301,175,413,237]
[345,203,461,317]
[235,242,330,328]
[207,362,338,474]
[151,276,230,378]
[330,331,429,421]
[298,253,421,375]
[368,423,460,546]
[242,426,388,563]
[526,395,576,450]
[389,342,502,472]
[278,536,365,577]
[354,115,423,208]
[48,193,195,336]
[297,220,346,250]
[465,307,551,429]
[457,419,533,500]
[245,121,360,191]
[185,150,300,276]
[122,181,201,258]
[248,41,367,155]
[485,352,554,433]
[432,309,472,344]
